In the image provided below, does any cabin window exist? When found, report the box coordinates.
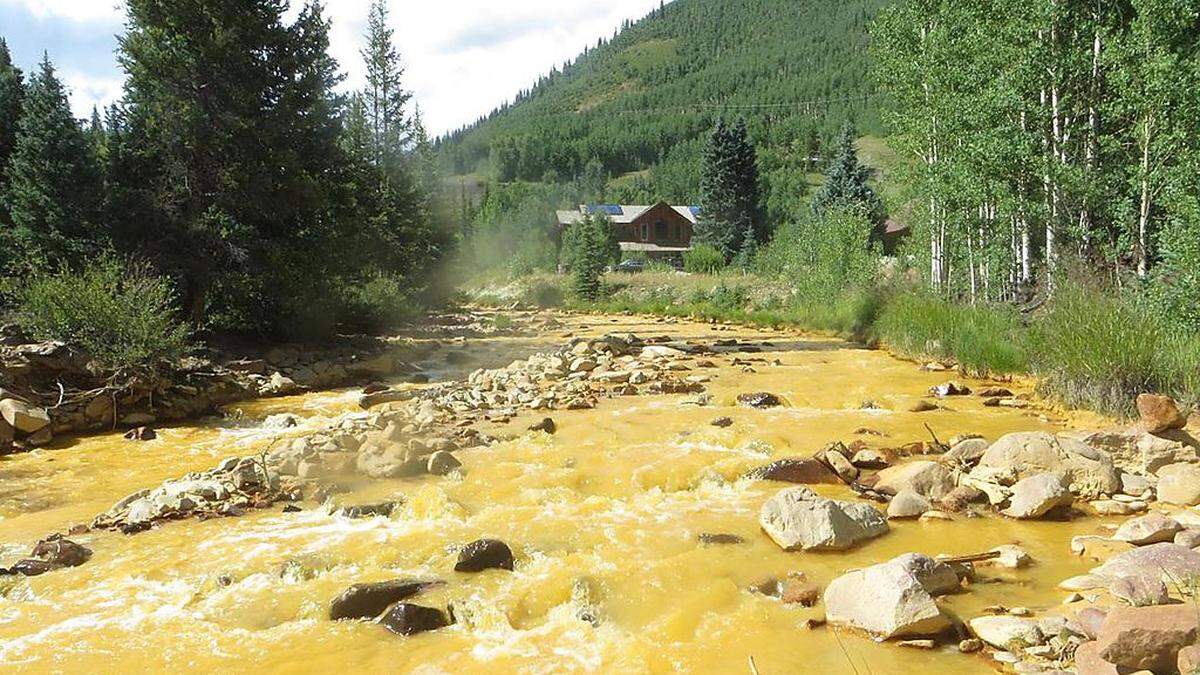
[641,224,650,241]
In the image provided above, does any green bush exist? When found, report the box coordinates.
[684,243,726,274]
[17,256,192,371]
[524,278,566,308]
[344,273,419,332]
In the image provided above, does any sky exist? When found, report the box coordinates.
[0,0,664,135]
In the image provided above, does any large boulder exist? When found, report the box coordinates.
[1095,605,1199,672]
[0,398,50,434]
[873,461,956,500]
[1001,473,1073,519]
[1156,463,1200,506]
[759,487,888,551]
[1093,543,1200,585]
[745,458,842,485]
[1112,512,1181,546]
[1137,393,1188,434]
[1078,430,1198,475]
[758,485,892,550]
[973,432,1120,498]
[823,554,953,639]
[329,579,443,620]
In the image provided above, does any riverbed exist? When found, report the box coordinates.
[0,312,1117,673]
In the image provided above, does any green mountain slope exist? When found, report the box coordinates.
[438,0,890,207]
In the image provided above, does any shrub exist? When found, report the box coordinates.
[344,273,419,332]
[683,243,726,274]
[872,292,1028,375]
[524,278,566,308]
[16,256,192,371]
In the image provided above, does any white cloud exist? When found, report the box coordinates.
[0,0,123,22]
[7,0,665,134]
[61,70,123,119]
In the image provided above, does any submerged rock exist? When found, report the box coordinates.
[454,539,514,572]
[737,392,784,409]
[759,486,888,551]
[378,603,451,636]
[330,579,444,620]
[745,458,842,485]
[337,502,399,519]
[697,533,745,545]
[528,418,556,434]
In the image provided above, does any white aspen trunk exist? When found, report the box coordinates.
[1137,114,1154,278]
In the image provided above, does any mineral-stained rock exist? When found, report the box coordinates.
[338,502,399,519]
[0,398,50,434]
[744,458,842,485]
[1108,575,1169,607]
[759,486,888,551]
[1136,393,1188,434]
[1156,462,1200,506]
[710,417,734,428]
[1095,605,1199,672]
[968,616,1044,650]
[737,392,783,409]
[1093,542,1200,584]
[823,554,953,639]
[330,579,444,620]
[1111,512,1181,545]
[454,539,514,572]
[528,418,557,434]
[973,432,1121,498]
[1001,473,1073,519]
[697,533,744,545]
[944,438,989,467]
[874,461,956,500]
[887,489,931,519]
[378,603,451,636]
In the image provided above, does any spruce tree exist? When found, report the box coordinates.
[362,0,412,173]
[729,119,764,249]
[1,54,101,272]
[811,121,883,223]
[0,38,25,223]
[696,119,739,259]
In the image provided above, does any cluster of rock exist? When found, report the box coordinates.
[327,538,516,637]
[0,331,432,453]
[364,333,711,420]
[0,535,92,576]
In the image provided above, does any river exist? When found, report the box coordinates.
[0,312,1114,673]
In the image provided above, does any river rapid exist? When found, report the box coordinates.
[0,312,1114,674]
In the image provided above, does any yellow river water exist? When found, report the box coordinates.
[0,313,1117,674]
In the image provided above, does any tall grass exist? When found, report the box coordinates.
[871,293,1028,375]
[1030,285,1200,416]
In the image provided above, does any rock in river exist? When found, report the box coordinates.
[745,458,842,485]
[759,486,888,551]
[823,554,953,639]
[0,398,50,434]
[874,461,956,500]
[1001,473,1073,519]
[1112,512,1181,546]
[330,579,444,620]
[1093,542,1200,585]
[737,392,783,409]
[972,431,1121,498]
[378,603,452,637]
[454,539,514,572]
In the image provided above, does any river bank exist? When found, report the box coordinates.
[1,309,1198,673]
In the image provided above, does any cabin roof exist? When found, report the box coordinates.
[556,202,700,226]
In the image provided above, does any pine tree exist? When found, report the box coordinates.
[696,119,739,258]
[729,119,764,247]
[0,38,24,222]
[1,54,101,272]
[811,121,883,223]
[362,0,412,173]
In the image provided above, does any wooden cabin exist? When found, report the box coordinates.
[556,201,699,259]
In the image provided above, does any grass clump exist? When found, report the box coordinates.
[1029,284,1200,416]
[871,293,1028,375]
[16,256,192,372]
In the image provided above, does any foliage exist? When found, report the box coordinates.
[561,212,620,271]
[569,214,616,300]
[16,256,192,371]
[758,209,879,301]
[696,118,764,260]
[811,121,883,225]
[0,55,101,273]
[872,293,1029,375]
[683,243,726,274]
[0,38,23,225]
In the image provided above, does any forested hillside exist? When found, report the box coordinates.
[438,0,888,203]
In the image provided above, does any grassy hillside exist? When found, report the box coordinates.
[437,0,891,208]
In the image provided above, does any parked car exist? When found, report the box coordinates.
[613,259,647,274]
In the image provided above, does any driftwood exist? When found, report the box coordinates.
[937,551,1002,565]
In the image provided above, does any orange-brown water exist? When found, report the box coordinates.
[0,314,1113,673]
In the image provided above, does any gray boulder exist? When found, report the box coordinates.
[1093,543,1200,585]
[759,487,888,551]
[874,461,956,500]
[974,432,1120,498]
[1002,473,1073,519]
[823,554,953,638]
[1112,512,1181,546]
